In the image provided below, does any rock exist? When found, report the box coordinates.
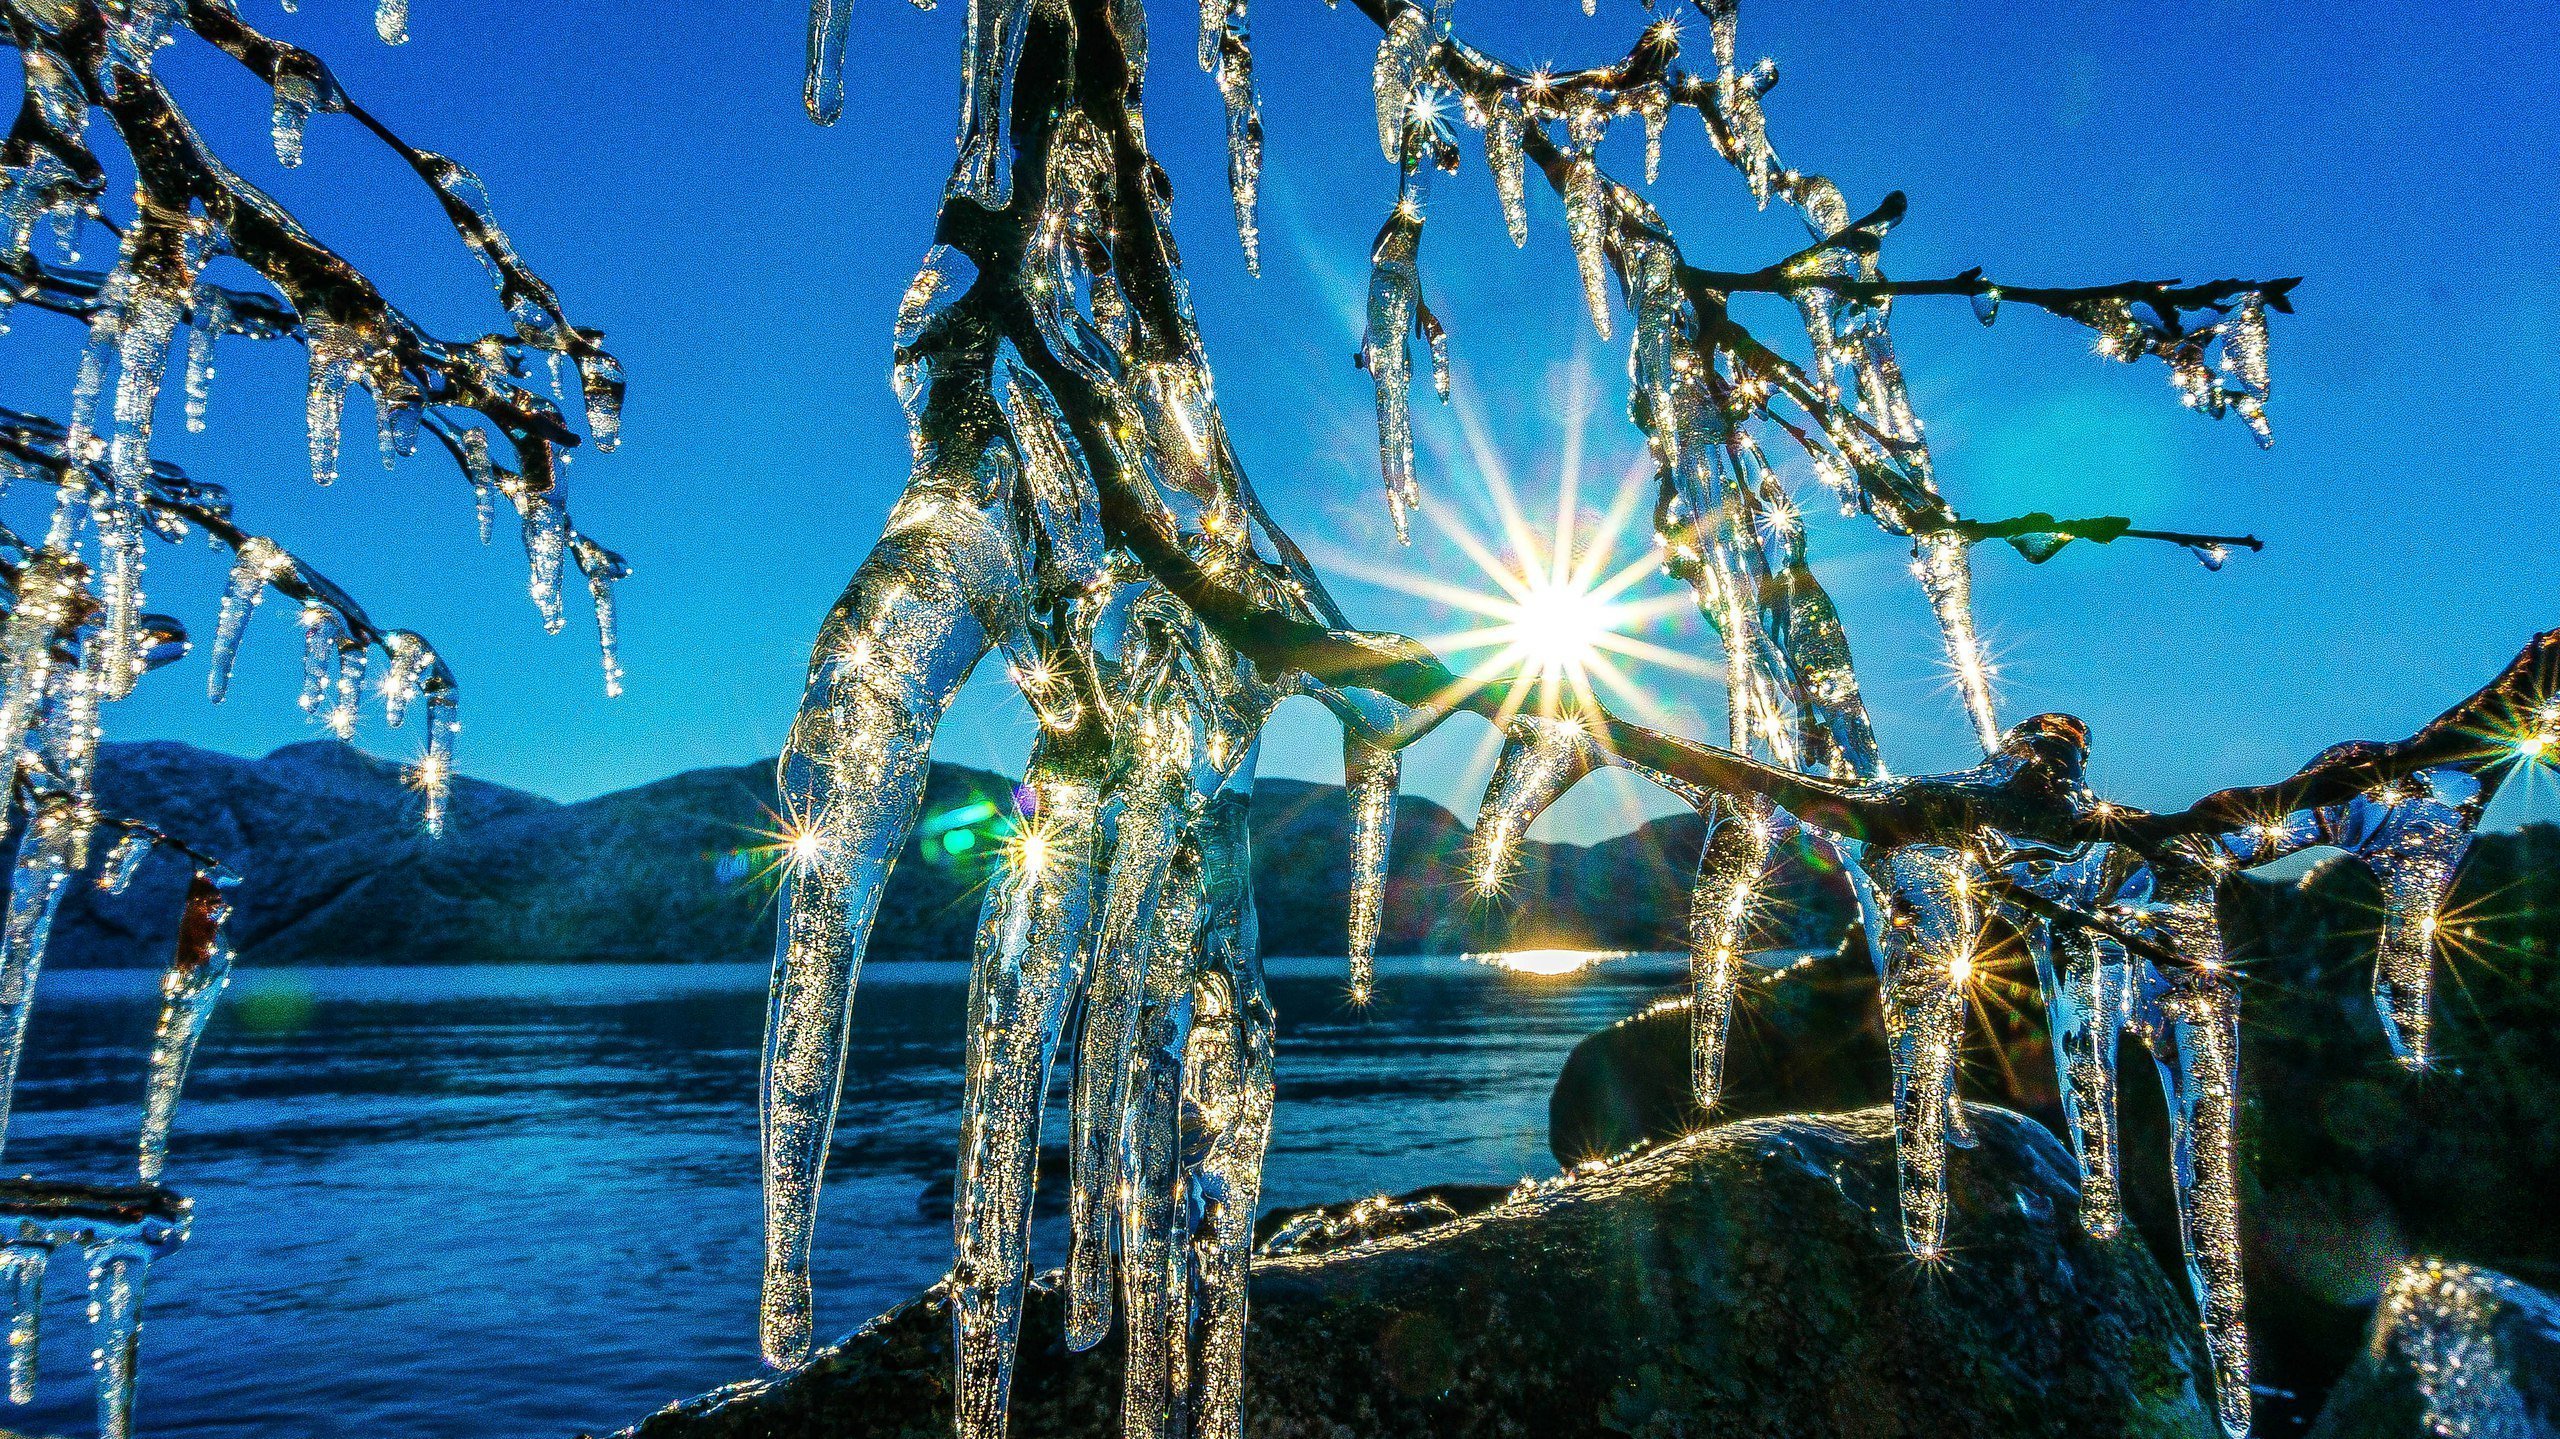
[2309,1261,2560,1438]
[1541,851,2560,1429]
[614,1106,2219,1439]
[1547,944,1901,1164]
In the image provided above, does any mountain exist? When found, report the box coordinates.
[38,740,1837,968]
[54,740,2554,972]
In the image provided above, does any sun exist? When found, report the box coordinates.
[1316,367,1720,749]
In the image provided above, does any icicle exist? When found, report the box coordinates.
[1363,219,1421,542]
[375,0,408,45]
[579,349,625,451]
[1854,843,1978,1257]
[0,803,87,1159]
[296,604,344,722]
[139,872,232,1183]
[0,554,84,798]
[59,304,119,546]
[2144,968,2250,1439]
[1182,840,1274,1439]
[804,0,855,123]
[1641,92,1667,184]
[183,286,224,433]
[419,693,457,836]
[378,632,431,727]
[1197,0,1224,71]
[951,765,1101,1439]
[516,484,569,633]
[1214,18,1263,275]
[0,1244,40,1405]
[1118,857,1206,1439]
[1486,94,1528,246]
[1370,5,1431,161]
[1563,107,1613,339]
[2038,925,2131,1238]
[374,384,421,469]
[761,518,1006,1365]
[328,644,365,740]
[2335,767,2484,1069]
[271,68,321,167]
[950,0,1032,209]
[1913,531,1999,753]
[2224,294,2271,448]
[588,566,623,699]
[458,430,498,543]
[1342,732,1398,1005]
[1471,715,1606,896]
[206,538,282,704]
[1063,747,1184,1353]
[302,322,358,487]
[84,1239,146,1439]
[97,832,153,895]
[1687,795,1775,1110]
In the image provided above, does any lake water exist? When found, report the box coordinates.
[4,952,1689,1438]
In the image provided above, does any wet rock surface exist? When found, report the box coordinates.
[616,1106,2215,1439]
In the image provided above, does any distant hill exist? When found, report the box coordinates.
[40,740,2557,972]
[33,740,1831,968]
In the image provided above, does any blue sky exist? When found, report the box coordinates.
[8,0,2555,840]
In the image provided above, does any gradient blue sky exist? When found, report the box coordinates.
[8,0,2555,840]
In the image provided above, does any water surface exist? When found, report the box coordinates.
[7,952,1685,1438]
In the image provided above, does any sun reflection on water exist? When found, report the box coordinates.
[1463,949,1632,977]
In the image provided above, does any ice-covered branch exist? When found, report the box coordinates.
[2,6,626,1428]
[768,1,2549,1437]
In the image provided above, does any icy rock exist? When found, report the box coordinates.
[617,1108,2220,1439]
[2309,1262,2560,1439]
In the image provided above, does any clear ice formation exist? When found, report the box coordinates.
[2,1,625,1428]
[755,1,2536,1438]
